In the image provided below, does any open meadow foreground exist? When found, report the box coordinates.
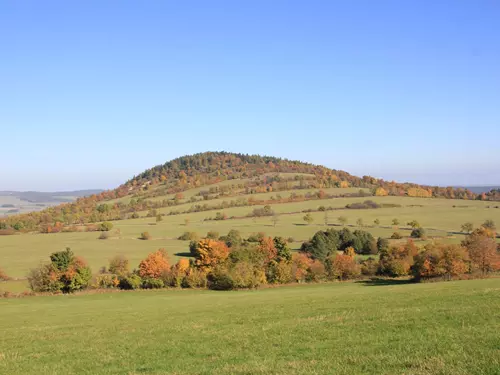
[1,279,499,375]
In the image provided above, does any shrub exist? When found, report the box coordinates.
[93,274,119,289]
[345,200,380,209]
[142,278,165,289]
[99,222,114,231]
[378,240,418,277]
[220,229,242,248]
[181,269,208,288]
[138,249,170,279]
[306,260,326,282]
[178,231,199,241]
[139,231,152,240]
[108,255,129,276]
[412,243,468,281]
[410,227,426,239]
[207,262,266,290]
[0,268,10,281]
[266,260,293,284]
[360,258,378,276]
[118,274,142,290]
[391,232,403,239]
[330,254,360,281]
[27,248,92,293]
[206,230,219,240]
[98,232,110,240]
[247,232,266,243]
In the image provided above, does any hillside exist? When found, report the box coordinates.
[0,152,484,232]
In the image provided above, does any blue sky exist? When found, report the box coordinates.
[1,0,499,191]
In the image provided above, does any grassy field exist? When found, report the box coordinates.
[0,278,499,374]
[1,183,500,290]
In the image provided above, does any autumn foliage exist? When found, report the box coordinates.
[192,239,230,270]
[138,249,170,278]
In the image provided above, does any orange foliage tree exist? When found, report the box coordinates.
[139,249,170,278]
[192,239,230,270]
[463,230,499,275]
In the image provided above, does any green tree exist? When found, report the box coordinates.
[482,219,496,231]
[303,213,314,225]
[461,222,473,234]
[392,218,400,227]
[407,220,421,229]
[338,216,348,226]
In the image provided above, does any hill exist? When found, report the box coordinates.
[0,189,103,217]
[0,151,484,232]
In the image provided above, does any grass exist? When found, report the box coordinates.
[1,183,499,284]
[0,278,499,374]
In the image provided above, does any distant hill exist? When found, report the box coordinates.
[0,190,104,203]
[0,190,103,217]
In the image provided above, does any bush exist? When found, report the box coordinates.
[139,231,152,240]
[181,269,208,288]
[206,230,219,240]
[108,255,129,276]
[142,278,165,289]
[410,227,426,239]
[360,258,378,276]
[391,232,403,239]
[27,248,92,293]
[99,222,114,231]
[98,232,110,240]
[93,274,119,289]
[345,200,380,209]
[0,268,11,281]
[178,231,199,241]
[118,275,142,290]
[266,261,293,284]
[207,262,266,290]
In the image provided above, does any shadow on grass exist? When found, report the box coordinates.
[356,277,415,287]
[174,252,194,257]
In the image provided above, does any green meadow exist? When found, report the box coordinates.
[0,279,499,374]
[1,185,499,292]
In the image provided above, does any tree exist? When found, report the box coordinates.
[28,248,92,293]
[463,232,498,275]
[303,213,314,225]
[374,218,380,226]
[461,222,473,234]
[392,218,400,227]
[482,219,496,231]
[407,220,421,229]
[139,231,152,240]
[156,214,163,223]
[109,255,130,276]
[410,227,426,239]
[99,222,113,231]
[192,239,230,270]
[338,216,348,226]
[273,237,292,263]
[356,218,364,227]
[271,214,280,227]
[323,211,329,226]
[138,249,170,279]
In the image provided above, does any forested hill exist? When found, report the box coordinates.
[0,151,495,233]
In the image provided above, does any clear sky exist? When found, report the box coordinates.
[1,0,499,191]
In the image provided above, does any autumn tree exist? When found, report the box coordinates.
[138,249,170,279]
[192,239,230,270]
[463,231,498,275]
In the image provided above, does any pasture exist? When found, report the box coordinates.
[0,278,499,374]
[1,184,500,292]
